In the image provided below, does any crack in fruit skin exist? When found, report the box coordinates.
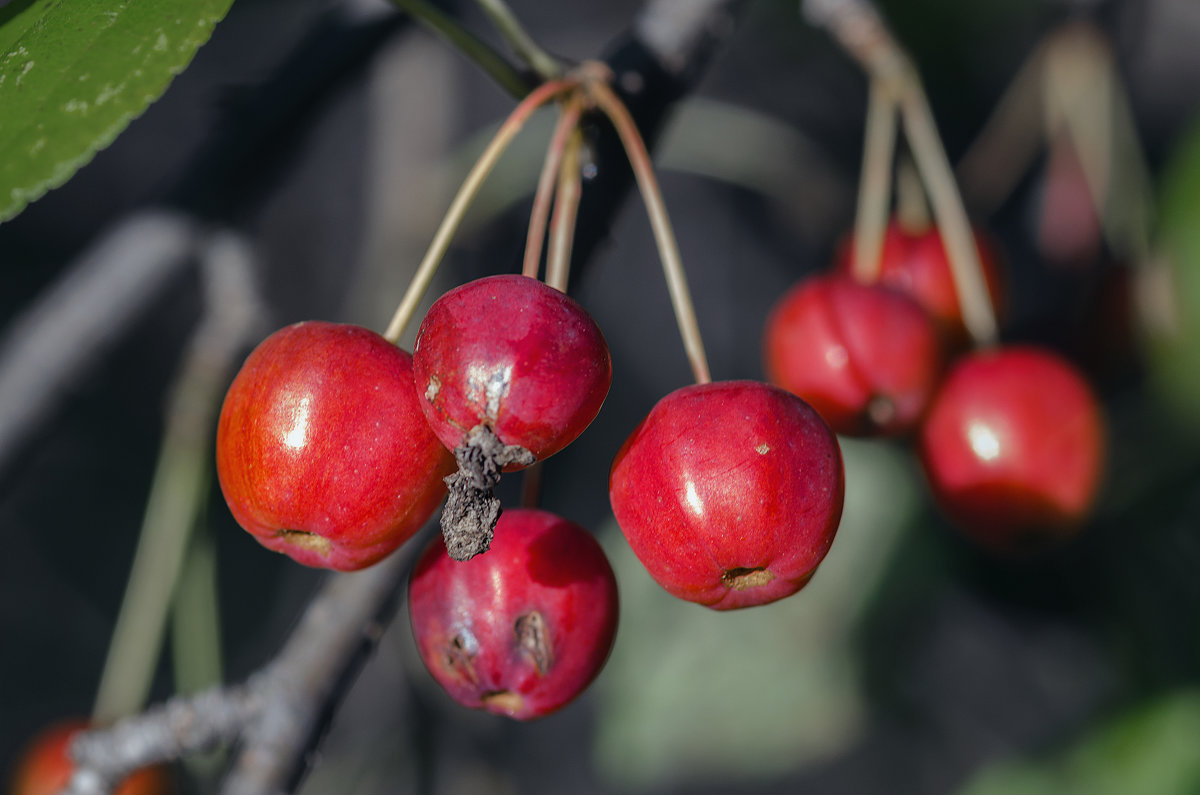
[409,508,619,720]
[215,322,456,571]
[610,380,845,610]
[413,274,612,464]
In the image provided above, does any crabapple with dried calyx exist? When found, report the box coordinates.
[917,345,1106,551]
[408,508,619,720]
[764,272,945,436]
[413,274,612,560]
[609,380,844,610]
[216,321,455,571]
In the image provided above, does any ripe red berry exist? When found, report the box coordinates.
[763,273,945,436]
[216,321,455,571]
[9,720,170,795]
[836,217,1005,346]
[917,345,1106,549]
[413,274,611,462]
[413,274,612,560]
[408,508,619,720]
[609,381,844,610]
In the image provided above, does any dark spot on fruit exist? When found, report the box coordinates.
[515,611,553,674]
[445,634,478,685]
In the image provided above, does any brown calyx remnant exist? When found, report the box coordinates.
[277,529,332,557]
[721,566,775,591]
[441,424,535,561]
[515,611,553,675]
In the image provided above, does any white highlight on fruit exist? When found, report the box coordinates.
[466,363,512,420]
[283,395,312,449]
[967,421,1001,462]
[684,480,705,517]
[824,345,849,369]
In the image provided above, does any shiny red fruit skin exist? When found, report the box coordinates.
[609,381,844,610]
[216,322,455,571]
[408,508,619,720]
[917,346,1106,549]
[9,720,170,795]
[413,274,612,463]
[764,273,945,436]
[836,218,1005,346]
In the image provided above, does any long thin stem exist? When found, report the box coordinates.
[546,127,584,293]
[587,75,712,384]
[389,0,530,98]
[523,96,585,280]
[852,77,898,283]
[804,0,998,346]
[383,78,576,344]
[898,76,998,346]
[474,0,564,80]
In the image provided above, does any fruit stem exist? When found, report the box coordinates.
[523,95,585,281]
[388,0,531,99]
[383,77,577,345]
[803,0,998,346]
[894,153,930,233]
[585,69,712,384]
[475,0,564,81]
[897,75,998,345]
[851,77,898,284]
[546,126,585,293]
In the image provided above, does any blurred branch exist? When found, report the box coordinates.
[0,212,197,478]
[65,545,415,795]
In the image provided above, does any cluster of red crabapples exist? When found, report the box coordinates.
[763,215,1107,552]
[214,257,854,717]
[214,61,859,719]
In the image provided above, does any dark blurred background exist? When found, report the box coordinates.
[3,0,1200,792]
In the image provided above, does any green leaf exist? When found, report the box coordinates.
[0,0,236,222]
[1146,115,1200,431]
[958,691,1200,795]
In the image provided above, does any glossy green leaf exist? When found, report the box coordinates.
[958,691,1200,795]
[0,0,235,222]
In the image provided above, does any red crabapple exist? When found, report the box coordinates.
[9,720,170,795]
[836,217,1005,347]
[609,380,844,610]
[764,273,945,436]
[413,274,612,559]
[216,321,455,571]
[917,345,1105,550]
[408,508,619,720]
